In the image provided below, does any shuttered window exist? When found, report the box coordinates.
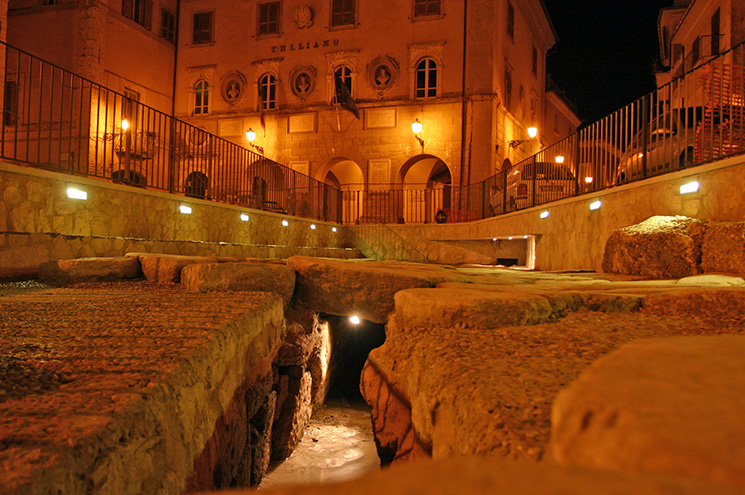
[122,0,153,30]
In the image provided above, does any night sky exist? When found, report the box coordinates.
[542,0,675,125]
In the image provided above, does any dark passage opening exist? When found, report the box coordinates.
[320,313,386,404]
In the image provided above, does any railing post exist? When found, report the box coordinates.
[531,154,537,208]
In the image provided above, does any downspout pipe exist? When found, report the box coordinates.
[459,0,469,207]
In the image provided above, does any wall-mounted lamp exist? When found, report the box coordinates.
[411,118,424,151]
[245,128,265,155]
[121,119,129,132]
[510,126,538,149]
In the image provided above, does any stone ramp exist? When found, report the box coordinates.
[0,283,284,495]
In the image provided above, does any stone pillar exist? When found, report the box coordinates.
[76,0,107,84]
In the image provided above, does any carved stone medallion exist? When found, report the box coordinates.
[293,5,314,29]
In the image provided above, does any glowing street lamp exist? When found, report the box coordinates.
[555,155,565,164]
[510,126,538,148]
[245,128,264,155]
[411,118,424,151]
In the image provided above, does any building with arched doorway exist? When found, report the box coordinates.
[4,0,580,223]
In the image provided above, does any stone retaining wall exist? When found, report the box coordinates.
[351,155,745,271]
[0,161,358,279]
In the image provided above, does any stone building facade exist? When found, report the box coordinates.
[3,0,579,223]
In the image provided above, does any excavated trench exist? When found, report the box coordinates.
[261,314,387,488]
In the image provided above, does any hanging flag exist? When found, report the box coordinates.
[334,74,360,119]
[258,86,267,136]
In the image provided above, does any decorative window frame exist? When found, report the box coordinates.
[408,42,444,99]
[252,59,282,111]
[186,65,215,116]
[325,50,359,101]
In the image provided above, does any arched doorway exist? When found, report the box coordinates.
[247,159,286,211]
[321,158,364,224]
[397,155,452,223]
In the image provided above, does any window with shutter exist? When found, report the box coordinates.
[193,12,213,44]
[258,2,280,35]
[413,0,440,18]
[331,0,355,27]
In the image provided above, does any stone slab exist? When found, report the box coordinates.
[38,256,141,284]
[286,256,470,323]
[602,216,706,279]
[126,252,225,284]
[180,262,296,306]
[0,283,284,495]
[551,335,745,488]
[701,221,745,273]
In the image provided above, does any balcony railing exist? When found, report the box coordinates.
[1,41,743,227]
[0,42,342,223]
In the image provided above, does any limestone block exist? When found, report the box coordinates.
[128,253,220,284]
[271,370,312,460]
[701,222,745,273]
[286,256,468,323]
[198,455,742,495]
[180,262,296,306]
[394,286,556,329]
[642,289,745,319]
[38,256,142,284]
[277,322,321,366]
[602,216,706,279]
[360,361,430,465]
[551,335,745,488]
[249,391,277,486]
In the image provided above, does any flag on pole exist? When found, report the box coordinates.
[258,87,267,136]
[334,74,360,119]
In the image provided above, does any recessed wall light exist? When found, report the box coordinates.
[180,205,192,214]
[680,181,700,195]
[589,200,602,211]
[66,187,87,200]
[540,211,549,219]
[240,213,250,222]
[332,227,338,232]
[310,224,316,230]
[281,220,289,227]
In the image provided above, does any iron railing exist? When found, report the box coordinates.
[1,40,743,227]
[0,42,342,223]
[343,42,744,224]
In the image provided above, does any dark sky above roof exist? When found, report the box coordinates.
[542,0,674,124]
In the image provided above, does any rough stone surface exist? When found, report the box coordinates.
[0,283,284,495]
[701,221,745,273]
[551,335,745,488]
[602,216,706,278]
[250,391,277,486]
[271,370,313,461]
[38,256,142,284]
[128,252,222,283]
[360,361,430,465]
[198,455,743,495]
[642,289,745,320]
[286,256,469,323]
[277,322,323,367]
[180,262,296,306]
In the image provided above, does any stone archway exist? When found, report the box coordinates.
[321,158,364,224]
[396,155,452,223]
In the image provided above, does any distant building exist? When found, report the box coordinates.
[656,0,745,87]
[4,0,579,223]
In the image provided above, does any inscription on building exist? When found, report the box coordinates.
[271,39,339,53]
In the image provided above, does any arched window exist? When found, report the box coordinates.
[416,58,438,98]
[259,73,277,110]
[194,80,209,115]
